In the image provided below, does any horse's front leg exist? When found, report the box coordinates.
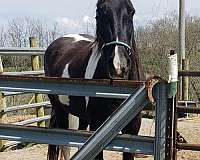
[121,113,142,160]
[47,105,70,160]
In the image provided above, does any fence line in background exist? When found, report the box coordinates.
[0,47,45,56]
[0,37,46,149]
[29,37,45,127]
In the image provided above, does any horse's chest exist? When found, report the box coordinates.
[58,47,102,117]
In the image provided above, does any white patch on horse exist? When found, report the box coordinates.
[62,34,93,42]
[59,64,70,105]
[59,63,79,160]
[68,113,79,129]
[113,37,121,75]
[113,37,127,75]
[84,44,101,107]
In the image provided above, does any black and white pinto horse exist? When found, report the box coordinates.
[44,0,145,159]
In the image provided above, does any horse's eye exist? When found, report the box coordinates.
[128,7,135,17]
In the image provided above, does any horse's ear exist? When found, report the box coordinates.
[96,10,99,19]
[97,0,105,6]
[133,8,136,15]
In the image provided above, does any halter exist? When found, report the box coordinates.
[100,41,132,55]
[99,41,132,79]
[105,41,131,50]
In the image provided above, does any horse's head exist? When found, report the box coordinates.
[96,0,136,79]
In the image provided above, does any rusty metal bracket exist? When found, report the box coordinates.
[146,76,165,104]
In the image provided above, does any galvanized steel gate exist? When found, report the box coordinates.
[0,75,171,160]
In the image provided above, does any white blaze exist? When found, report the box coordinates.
[113,37,128,75]
[113,44,121,74]
[113,37,122,75]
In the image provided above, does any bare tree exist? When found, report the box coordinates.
[0,26,7,47]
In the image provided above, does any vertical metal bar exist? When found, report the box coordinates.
[154,82,168,160]
[165,97,177,160]
[71,84,148,160]
[173,97,178,160]
[29,37,45,127]
[164,51,178,160]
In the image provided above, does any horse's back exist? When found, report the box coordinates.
[44,34,95,77]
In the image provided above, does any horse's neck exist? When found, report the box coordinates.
[85,43,102,79]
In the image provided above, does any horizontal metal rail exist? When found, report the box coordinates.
[0,124,154,154]
[0,75,144,99]
[177,106,200,114]
[1,70,44,76]
[177,143,200,151]
[178,100,199,106]
[179,70,200,77]
[2,101,51,114]
[2,91,25,97]
[12,115,50,126]
[0,47,45,56]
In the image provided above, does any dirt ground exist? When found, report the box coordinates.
[0,118,200,160]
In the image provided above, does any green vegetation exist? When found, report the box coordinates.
[0,15,200,104]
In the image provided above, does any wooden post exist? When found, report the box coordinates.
[182,59,189,101]
[29,37,45,127]
[0,92,6,150]
[0,56,3,74]
[178,0,186,101]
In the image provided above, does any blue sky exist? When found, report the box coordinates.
[0,0,199,33]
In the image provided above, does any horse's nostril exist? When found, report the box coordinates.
[121,67,125,73]
[127,58,131,67]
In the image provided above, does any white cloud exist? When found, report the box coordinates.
[54,16,95,34]
[55,17,80,29]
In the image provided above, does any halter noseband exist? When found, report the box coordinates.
[100,41,132,55]
[105,41,131,50]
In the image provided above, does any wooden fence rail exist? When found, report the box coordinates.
[0,37,46,149]
[0,47,45,56]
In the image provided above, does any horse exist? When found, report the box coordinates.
[44,0,145,159]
